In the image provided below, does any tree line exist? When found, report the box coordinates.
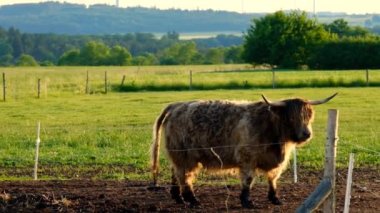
[2,11,380,69]
[0,28,243,66]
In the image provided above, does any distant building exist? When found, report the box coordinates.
[116,0,119,7]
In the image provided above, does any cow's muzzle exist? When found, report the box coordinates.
[295,129,312,142]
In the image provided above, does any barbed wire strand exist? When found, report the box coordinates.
[210,147,230,212]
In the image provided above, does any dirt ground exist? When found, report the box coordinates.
[0,168,378,212]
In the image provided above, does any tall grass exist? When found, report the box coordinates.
[117,69,380,91]
[0,65,379,180]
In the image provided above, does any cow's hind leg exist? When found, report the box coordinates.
[170,167,185,204]
[175,166,200,207]
[267,169,282,205]
[239,168,255,208]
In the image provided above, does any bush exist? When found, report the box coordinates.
[16,54,39,66]
[309,37,380,69]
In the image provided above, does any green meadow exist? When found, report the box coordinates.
[0,65,379,180]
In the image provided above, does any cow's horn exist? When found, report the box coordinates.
[261,94,286,107]
[307,93,338,105]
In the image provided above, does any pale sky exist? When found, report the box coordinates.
[0,0,379,14]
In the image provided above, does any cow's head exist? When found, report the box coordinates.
[262,93,337,144]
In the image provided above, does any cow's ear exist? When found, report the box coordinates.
[262,95,286,107]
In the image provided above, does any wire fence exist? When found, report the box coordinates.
[0,120,379,211]
[0,123,378,177]
[1,67,379,211]
[2,69,380,101]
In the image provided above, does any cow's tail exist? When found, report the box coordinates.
[151,103,176,185]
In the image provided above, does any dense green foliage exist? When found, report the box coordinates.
[15,54,39,66]
[58,42,132,66]
[309,36,380,69]
[0,27,243,66]
[324,19,370,37]
[243,11,330,68]
[0,66,379,180]
[243,11,380,69]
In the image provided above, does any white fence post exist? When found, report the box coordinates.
[344,153,355,213]
[33,121,41,180]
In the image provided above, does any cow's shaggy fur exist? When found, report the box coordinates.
[151,94,336,208]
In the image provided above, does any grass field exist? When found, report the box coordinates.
[1,66,379,98]
[0,65,379,180]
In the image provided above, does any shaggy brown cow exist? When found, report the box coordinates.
[151,93,337,208]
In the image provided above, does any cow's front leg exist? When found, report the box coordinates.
[239,168,254,208]
[267,169,282,205]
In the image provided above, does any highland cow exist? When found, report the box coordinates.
[151,93,337,208]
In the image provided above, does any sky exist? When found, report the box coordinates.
[0,0,379,14]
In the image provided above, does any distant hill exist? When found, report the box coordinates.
[0,2,379,35]
[0,2,257,35]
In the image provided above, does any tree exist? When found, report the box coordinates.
[7,27,24,59]
[242,11,330,68]
[324,19,370,37]
[131,53,158,66]
[107,45,132,65]
[58,49,81,65]
[0,54,13,66]
[80,41,110,65]
[159,42,199,65]
[224,45,244,64]
[204,48,224,64]
[0,40,13,66]
[16,54,39,66]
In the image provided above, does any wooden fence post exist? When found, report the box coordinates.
[85,70,89,94]
[189,70,193,90]
[37,78,41,99]
[2,72,5,102]
[322,109,339,213]
[104,71,108,94]
[296,109,339,213]
[120,75,126,87]
[366,69,369,86]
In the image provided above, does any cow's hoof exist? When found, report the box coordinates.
[270,197,282,205]
[186,197,201,207]
[173,196,185,204]
[241,200,255,209]
[182,191,200,206]
[189,200,201,208]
